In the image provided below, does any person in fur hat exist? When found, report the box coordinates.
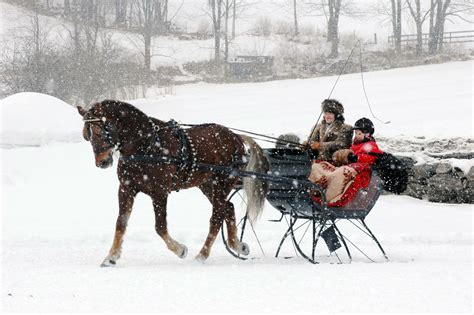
[308,117,383,207]
[302,99,353,161]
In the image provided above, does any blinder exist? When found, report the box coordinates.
[83,116,118,151]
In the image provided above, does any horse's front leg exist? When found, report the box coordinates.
[152,193,188,259]
[101,185,136,267]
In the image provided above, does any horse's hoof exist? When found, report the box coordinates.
[178,245,188,259]
[100,259,116,267]
[239,242,250,256]
[195,254,207,262]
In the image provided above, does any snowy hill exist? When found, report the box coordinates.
[1,1,472,67]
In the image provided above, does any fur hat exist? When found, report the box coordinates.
[353,117,375,135]
[321,99,344,116]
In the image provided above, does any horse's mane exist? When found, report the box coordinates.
[97,100,148,119]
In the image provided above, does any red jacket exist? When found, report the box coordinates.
[349,139,383,172]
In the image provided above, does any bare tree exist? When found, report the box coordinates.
[133,0,169,74]
[1,0,148,103]
[427,0,473,54]
[391,0,402,54]
[0,3,53,95]
[224,0,231,61]
[64,0,71,15]
[232,0,237,39]
[221,0,253,60]
[208,0,224,61]
[293,0,299,36]
[309,0,344,58]
[406,0,430,55]
[327,0,342,57]
[115,0,128,26]
[68,0,101,56]
[306,1,360,58]
[231,0,247,40]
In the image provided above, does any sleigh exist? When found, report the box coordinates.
[222,148,388,264]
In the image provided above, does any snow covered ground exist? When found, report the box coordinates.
[1,61,473,313]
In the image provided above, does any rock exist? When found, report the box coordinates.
[467,166,474,180]
[463,166,474,203]
[453,167,465,178]
[405,183,427,199]
[396,156,416,169]
[411,164,437,182]
[435,163,452,174]
[427,173,464,203]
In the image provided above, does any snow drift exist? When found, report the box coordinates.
[0,92,82,146]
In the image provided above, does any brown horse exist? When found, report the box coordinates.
[77,100,269,266]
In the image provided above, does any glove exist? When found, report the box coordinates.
[310,141,320,150]
[348,152,358,163]
[301,140,309,149]
[332,149,351,166]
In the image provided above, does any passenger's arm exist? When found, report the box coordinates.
[319,125,352,151]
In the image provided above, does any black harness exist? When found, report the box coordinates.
[121,119,247,191]
[166,120,194,190]
[85,115,247,191]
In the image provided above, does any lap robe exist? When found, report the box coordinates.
[309,161,372,208]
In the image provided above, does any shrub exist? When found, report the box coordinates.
[252,16,273,37]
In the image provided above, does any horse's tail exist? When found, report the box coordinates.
[239,135,270,224]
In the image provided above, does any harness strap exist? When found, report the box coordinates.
[180,123,302,148]
[166,120,195,190]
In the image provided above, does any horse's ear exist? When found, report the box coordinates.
[77,106,87,117]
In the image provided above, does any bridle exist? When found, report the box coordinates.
[83,115,162,156]
[83,116,119,154]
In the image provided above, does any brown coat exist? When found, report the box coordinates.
[309,120,353,161]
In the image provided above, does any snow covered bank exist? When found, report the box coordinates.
[0,92,82,146]
[132,60,473,139]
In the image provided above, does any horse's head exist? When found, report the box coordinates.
[78,103,119,169]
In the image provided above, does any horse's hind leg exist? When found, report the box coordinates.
[197,179,247,261]
[152,193,188,259]
[224,201,250,256]
[101,186,136,267]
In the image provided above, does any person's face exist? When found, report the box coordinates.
[323,112,335,124]
[354,129,369,141]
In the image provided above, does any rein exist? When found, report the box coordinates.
[120,153,323,193]
[179,123,303,148]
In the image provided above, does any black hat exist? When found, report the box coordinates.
[321,99,344,116]
[353,117,374,135]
